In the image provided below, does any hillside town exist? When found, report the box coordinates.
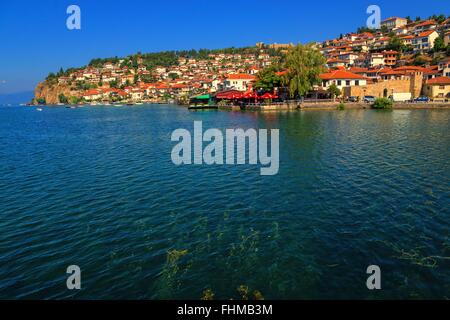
[34,15,450,105]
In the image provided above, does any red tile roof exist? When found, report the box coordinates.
[382,17,405,22]
[226,74,256,80]
[415,20,436,28]
[427,76,450,85]
[320,69,366,80]
[416,30,437,38]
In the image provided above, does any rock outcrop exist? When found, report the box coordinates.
[34,81,79,104]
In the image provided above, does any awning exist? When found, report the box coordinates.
[192,94,211,100]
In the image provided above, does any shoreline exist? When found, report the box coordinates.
[18,101,450,111]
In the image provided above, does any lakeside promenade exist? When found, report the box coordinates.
[195,101,450,111]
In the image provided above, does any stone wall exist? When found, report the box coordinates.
[343,73,423,99]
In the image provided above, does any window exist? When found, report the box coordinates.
[337,80,342,86]
[355,80,359,86]
[439,86,445,90]
[346,81,350,86]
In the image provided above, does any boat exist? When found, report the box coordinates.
[36,108,43,111]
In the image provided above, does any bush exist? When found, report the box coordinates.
[337,103,345,110]
[36,97,46,105]
[372,98,393,109]
[58,93,68,104]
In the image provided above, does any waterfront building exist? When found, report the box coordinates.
[223,74,256,91]
[320,69,367,90]
[423,76,450,100]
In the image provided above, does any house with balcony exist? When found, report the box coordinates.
[411,30,439,53]
[382,50,398,67]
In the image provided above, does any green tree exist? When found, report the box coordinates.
[69,96,80,104]
[109,80,118,88]
[36,97,46,105]
[283,44,326,98]
[327,84,341,99]
[357,26,375,34]
[168,73,180,80]
[58,93,68,104]
[387,36,406,52]
[434,36,446,52]
[372,97,393,109]
[254,66,282,91]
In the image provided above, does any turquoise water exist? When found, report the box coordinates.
[0,105,449,299]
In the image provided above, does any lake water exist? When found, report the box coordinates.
[0,104,449,299]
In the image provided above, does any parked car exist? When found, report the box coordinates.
[363,96,376,103]
[347,96,358,102]
[414,96,430,103]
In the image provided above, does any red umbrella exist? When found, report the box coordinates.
[261,92,278,99]
[243,91,258,99]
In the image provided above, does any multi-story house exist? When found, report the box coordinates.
[381,17,408,30]
[423,77,450,100]
[368,53,385,68]
[382,50,398,67]
[414,20,437,34]
[338,52,359,66]
[223,74,255,91]
[444,31,450,47]
[326,58,348,69]
[372,37,390,50]
[438,57,450,77]
[411,30,439,53]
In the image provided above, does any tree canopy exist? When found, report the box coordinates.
[254,66,282,91]
[283,44,326,98]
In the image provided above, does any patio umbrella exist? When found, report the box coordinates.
[261,93,276,99]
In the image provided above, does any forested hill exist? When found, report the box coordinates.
[88,46,282,70]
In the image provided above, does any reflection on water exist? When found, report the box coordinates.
[0,105,449,299]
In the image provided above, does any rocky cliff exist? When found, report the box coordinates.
[34,81,79,104]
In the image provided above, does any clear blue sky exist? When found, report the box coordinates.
[0,0,448,94]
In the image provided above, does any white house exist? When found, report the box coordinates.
[411,30,439,53]
[223,74,256,91]
[320,69,367,90]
